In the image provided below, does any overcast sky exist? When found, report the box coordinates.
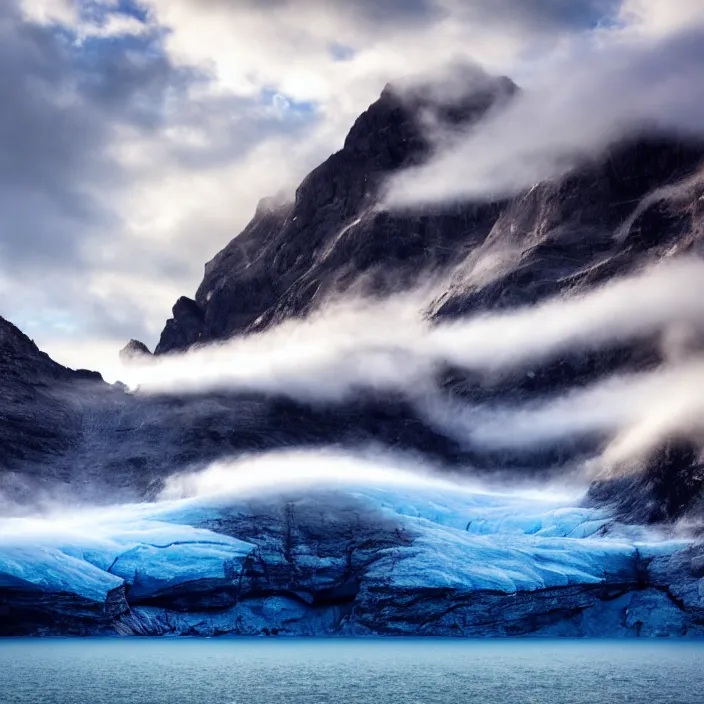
[2,0,703,370]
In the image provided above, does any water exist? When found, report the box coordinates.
[1,639,703,704]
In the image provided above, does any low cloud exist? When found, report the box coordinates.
[424,359,704,477]
[385,25,704,206]
[158,446,581,503]
[159,447,460,501]
[426,364,702,448]
[114,296,432,397]
[101,257,704,472]
[115,257,704,397]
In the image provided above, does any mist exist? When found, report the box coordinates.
[0,446,584,547]
[421,360,704,461]
[157,446,580,502]
[384,25,704,206]
[88,256,704,475]
[117,257,704,397]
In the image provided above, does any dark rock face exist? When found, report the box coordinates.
[119,339,152,360]
[587,439,704,525]
[0,304,477,506]
[153,76,516,353]
[155,297,205,354]
[156,98,704,353]
[0,342,471,508]
[0,316,98,481]
[434,136,704,320]
[0,585,128,637]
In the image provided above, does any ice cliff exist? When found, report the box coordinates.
[2,473,702,637]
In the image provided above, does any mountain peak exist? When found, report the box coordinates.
[119,339,152,361]
[154,296,205,355]
[342,69,517,162]
[148,71,703,361]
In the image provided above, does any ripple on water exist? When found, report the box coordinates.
[1,638,703,704]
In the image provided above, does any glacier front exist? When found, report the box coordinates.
[1,476,702,637]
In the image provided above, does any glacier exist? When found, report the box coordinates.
[1,479,703,637]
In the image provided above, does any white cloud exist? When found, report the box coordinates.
[110,257,704,394]
[159,447,464,501]
[88,256,704,473]
[618,0,704,37]
[19,0,79,25]
[156,446,581,503]
[428,358,704,473]
[78,12,150,39]
[4,0,695,373]
[386,21,704,206]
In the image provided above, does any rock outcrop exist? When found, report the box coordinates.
[155,297,205,355]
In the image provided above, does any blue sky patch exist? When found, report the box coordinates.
[330,43,355,62]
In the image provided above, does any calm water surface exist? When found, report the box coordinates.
[1,639,703,704]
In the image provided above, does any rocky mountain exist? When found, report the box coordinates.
[4,73,704,511]
[146,73,704,522]
[155,81,703,354]
[3,71,704,637]
[0,316,102,490]
[154,75,518,353]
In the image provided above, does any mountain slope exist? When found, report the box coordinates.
[3,73,704,522]
[155,76,517,353]
[154,83,704,354]
[140,75,704,524]
[0,316,101,482]
[0,313,467,508]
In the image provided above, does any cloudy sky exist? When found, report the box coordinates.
[2,0,703,370]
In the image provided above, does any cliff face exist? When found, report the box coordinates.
[155,76,518,354]
[155,84,704,355]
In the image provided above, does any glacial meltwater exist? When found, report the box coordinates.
[1,639,703,704]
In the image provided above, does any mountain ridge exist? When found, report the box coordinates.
[151,78,704,356]
[4,72,704,637]
[3,74,704,520]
